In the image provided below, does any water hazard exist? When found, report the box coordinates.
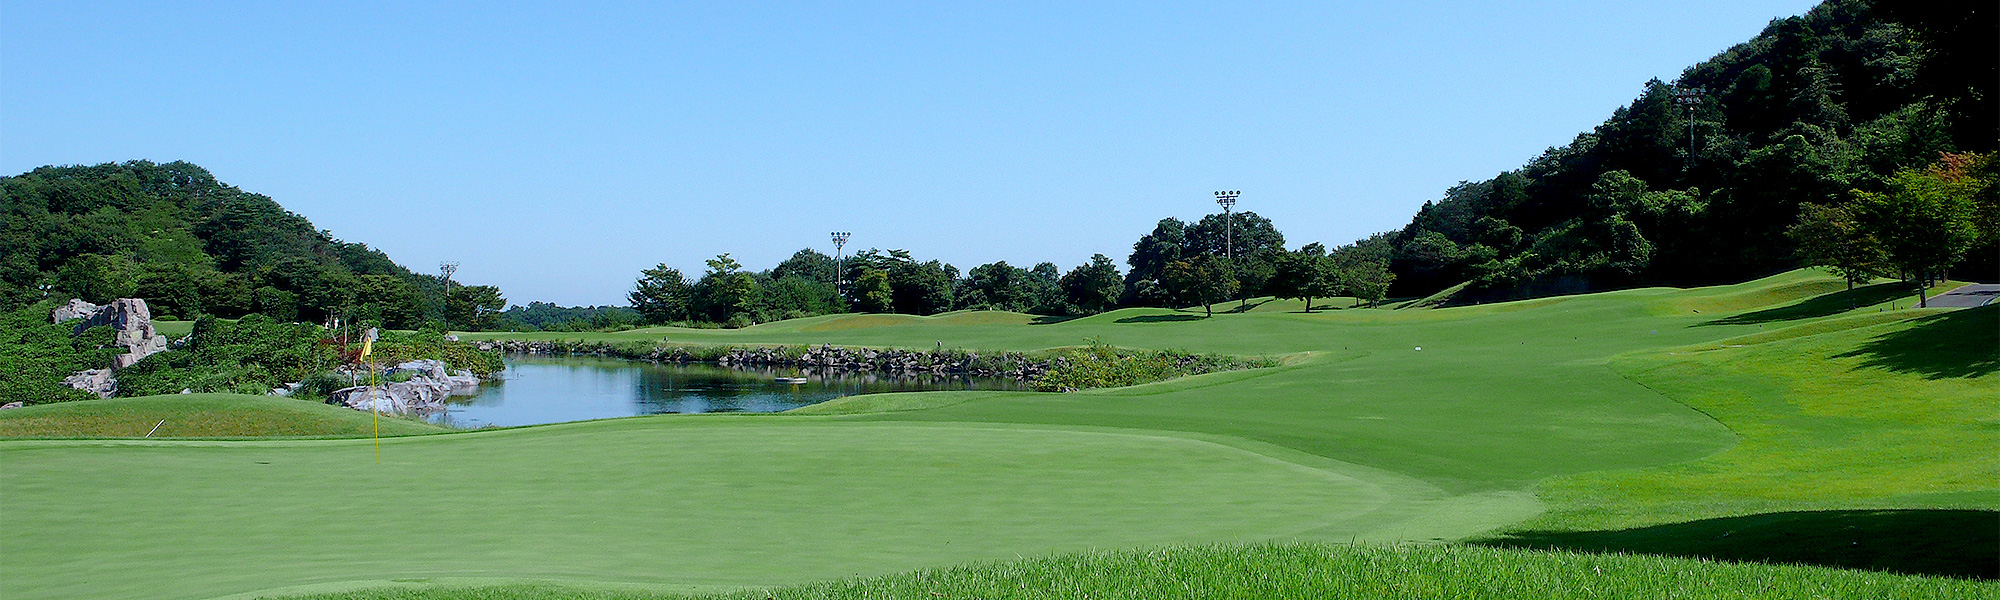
[427,354,1030,428]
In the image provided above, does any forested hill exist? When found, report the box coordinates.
[1382,0,1996,300]
[0,160,503,329]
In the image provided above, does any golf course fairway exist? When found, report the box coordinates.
[3,270,1993,599]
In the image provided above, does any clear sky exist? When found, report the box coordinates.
[3,1,1822,306]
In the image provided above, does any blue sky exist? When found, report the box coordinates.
[3,1,1821,306]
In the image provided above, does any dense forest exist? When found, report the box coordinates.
[1377,0,1996,299]
[0,161,505,329]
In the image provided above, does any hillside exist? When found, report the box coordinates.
[0,161,502,329]
[1381,0,1997,300]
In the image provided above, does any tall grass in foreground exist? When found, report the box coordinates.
[275,543,1990,600]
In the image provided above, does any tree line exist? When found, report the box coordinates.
[0,161,507,330]
[1375,0,1995,302]
[627,210,1397,327]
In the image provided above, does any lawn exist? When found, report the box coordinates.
[0,394,446,438]
[3,270,1992,599]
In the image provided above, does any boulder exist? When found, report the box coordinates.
[52,298,168,369]
[1,402,24,410]
[51,299,102,324]
[63,369,116,399]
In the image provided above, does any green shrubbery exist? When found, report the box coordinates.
[362,329,506,376]
[0,300,124,405]
[116,314,336,397]
[1033,343,1276,392]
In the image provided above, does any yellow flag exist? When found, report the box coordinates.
[358,327,379,361]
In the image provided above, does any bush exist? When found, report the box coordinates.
[1033,343,1275,392]
[0,300,124,405]
[116,314,335,397]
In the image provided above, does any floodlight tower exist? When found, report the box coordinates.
[1214,191,1240,261]
[831,232,851,309]
[1672,85,1705,168]
[439,261,459,331]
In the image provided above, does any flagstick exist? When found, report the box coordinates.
[372,356,380,464]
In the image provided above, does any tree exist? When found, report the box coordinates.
[887,257,955,315]
[692,254,759,322]
[850,269,893,313]
[1853,155,1983,307]
[54,254,134,304]
[1162,255,1236,317]
[628,264,692,324]
[1183,211,1285,259]
[353,274,424,328]
[446,285,506,331]
[1271,244,1338,312]
[1336,253,1395,308]
[1787,202,1885,300]
[757,275,838,319]
[1128,218,1184,288]
[1060,254,1123,315]
[770,248,837,285]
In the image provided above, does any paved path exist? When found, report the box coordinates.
[1927,283,2000,308]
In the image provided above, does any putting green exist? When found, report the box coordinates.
[3,419,1424,600]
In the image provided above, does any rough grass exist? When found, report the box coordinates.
[272,544,1990,600]
[0,393,446,438]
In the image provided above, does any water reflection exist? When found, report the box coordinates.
[429,354,1028,428]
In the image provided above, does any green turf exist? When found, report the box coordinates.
[0,394,447,438]
[269,544,1990,600]
[4,269,1992,600]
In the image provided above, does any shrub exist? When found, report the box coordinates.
[1033,344,1275,392]
[0,300,123,405]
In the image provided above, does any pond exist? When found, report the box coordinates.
[425,354,1030,428]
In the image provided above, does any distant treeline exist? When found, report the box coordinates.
[1375,0,1996,300]
[495,302,642,332]
[0,161,506,330]
[627,210,1395,327]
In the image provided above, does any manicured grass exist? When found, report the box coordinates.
[3,420,1389,600]
[275,544,1990,600]
[5,269,1991,600]
[1487,305,1999,576]
[0,393,447,438]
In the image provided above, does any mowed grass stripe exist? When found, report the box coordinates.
[1,420,1388,600]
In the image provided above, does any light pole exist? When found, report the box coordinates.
[439,261,458,332]
[1215,190,1242,311]
[1214,191,1239,261]
[831,232,850,311]
[1672,85,1705,169]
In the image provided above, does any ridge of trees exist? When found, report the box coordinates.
[1376,0,1996,302]
[0,161,505,330]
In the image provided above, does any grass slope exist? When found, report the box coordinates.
[4,269,1991,600]
[0,394,446,438]
[1486,304,1998,577]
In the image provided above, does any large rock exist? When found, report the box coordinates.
[52,298,168,369]
[330,360,481,415]
[63,369,116,399]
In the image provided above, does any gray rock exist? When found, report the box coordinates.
[62,369,116,399]
[51,298,103,324]
[1,402,25,410]
[51,298,168,369]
